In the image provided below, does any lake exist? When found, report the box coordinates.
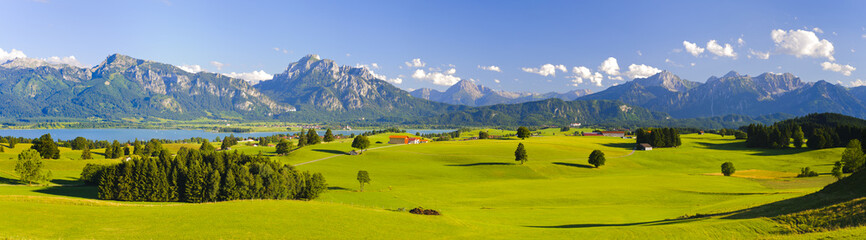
[0,129,455,142]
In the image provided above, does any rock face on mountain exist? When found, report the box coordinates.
[410,79,592,106]
[582,70,866,118]
[255,55,458,120]
[0,54,290,119]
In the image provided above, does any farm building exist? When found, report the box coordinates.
[637,143,653,150]
[389,136,429,144]
[583,132,603,136]
[601,131,626,137]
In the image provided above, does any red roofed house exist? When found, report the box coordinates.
[389,135,409,144]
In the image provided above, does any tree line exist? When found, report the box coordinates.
[634,128,682,147]
[87,148,326,203]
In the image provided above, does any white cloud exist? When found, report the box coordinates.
[636,50,642,56]
[405,58,426,68]
[737,38,745,46]
[273,47,289,54]
[210,61,225,70]
[478,65,501,72]
[625,64,662,79]
[664,58,683,67]
[690,62,696,67]
[748,49,770,60]
[569,66,603,87]
[812,27,823,34]
[44,56,84,67]
[821,62,856,76]
[0,48,27,62]
[850,79,866,87]
[445,68,456,75]
[223,70,273,84]
[771,29,835,61]
[682,41,705,57]
[706,40,737,58]
[522,63,566,77]
[598,57,620,76]
[356,64,401,84]
[179,64,204,73]
[494,79,500,83]
[412,69,460,86]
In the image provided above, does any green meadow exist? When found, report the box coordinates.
[0,131,856,239]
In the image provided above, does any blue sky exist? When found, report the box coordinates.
[2,0,866,93]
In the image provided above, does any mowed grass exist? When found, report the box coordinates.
[0,133,860,239]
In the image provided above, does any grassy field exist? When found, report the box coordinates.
[0,131,858,239]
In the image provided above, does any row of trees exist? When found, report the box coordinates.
[91,148,327,202]
[634,128,682,147]
[744,124,806,149]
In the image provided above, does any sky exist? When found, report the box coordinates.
[2,0,866,93]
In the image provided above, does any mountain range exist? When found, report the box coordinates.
[3,53,866,126]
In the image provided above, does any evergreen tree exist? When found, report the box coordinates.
[123,146,131,156]
[808,129,827,149]
[221,168,237,201]
[112,141,124,159]
[8,137,16,149]
[792,125,805,148]
[306,129,320,145]
[199,139,215,152]
[588,150,605,168]
[206,169,220,202]
[323,129,335,142]
[133,139,142,155]
[841,139,865,173]
[297,130,307,147]
[517,126,531,140]
[514,143,528,164]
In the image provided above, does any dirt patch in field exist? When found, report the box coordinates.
[703,169,798,179]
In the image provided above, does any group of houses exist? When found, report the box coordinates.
[388,135,429,144]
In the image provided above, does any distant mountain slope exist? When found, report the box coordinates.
[0,54,290,120]
[255,55,462,121]
[410,79,591,106]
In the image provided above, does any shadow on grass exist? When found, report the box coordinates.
[447,162,514,167]
[526,218,694,229]
[694,141,815,156]
[552,162,595,169]
[34,185,99,199]
[600,142,635,150]
[0,175,20,184]
[50,178,83,186]
[312,149,347,155]
[327,186,351,191]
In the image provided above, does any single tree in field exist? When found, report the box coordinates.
[276,139,293,155]
[514,143,528,164]
[15,149,49,185]
[588,150,606,168]
[297,130,307,147]
[81,146,92,160]
[8,137,16,148]
[792,125,805,148]
[351,135,370,151]
[199,139,216,152]
[71,136,89,150]
[306,129,321,145]
[0,145,4,152]
[479,131,490,139]
[323,129,335,142]
[357,170,371,191]
[31,134,60,159]
[832,161,844,180]
[517,126,531,140]
[721,162,736,176]
[841,139,865,173]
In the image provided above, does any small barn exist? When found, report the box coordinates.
[389,135,409,144]
[601,131,626,137]
[637,143,653,151]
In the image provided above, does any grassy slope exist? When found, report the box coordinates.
[0,132,858,239]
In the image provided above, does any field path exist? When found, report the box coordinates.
[612,148,636,158]
[293,144,403,166]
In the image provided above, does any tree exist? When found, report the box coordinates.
[8,137,16,148]
[721,162,735,176]
[841,139,865,173]
[15,149,49,185]
[514,143,528,164]
[479,131,489,139]
[356,170,371,191]
[132,139,142,155]
[199,139,216,152]
[81,146,92,160]
[323,129,335,142]
[221,136,235,150]
[31,134,60,159]
[588,150,606,168]
[71,137,89,150]
[276,139,292,155]
[297,130,307,147]
[306,129,320,145]
[792,125,805,148]
[258,137,270,147]
[351,135,370,150]
[832,161,844,180]
[517,127,531,140]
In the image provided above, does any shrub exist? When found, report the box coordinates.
[409,207,441,215]
[721,162,735,176]
[797,167,819,178]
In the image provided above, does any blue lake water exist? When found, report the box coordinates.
[0,129,455,142]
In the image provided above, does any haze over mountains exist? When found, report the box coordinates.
[3,53,866,125]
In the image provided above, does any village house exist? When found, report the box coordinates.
[600,131,626,137]
[637,143,653,150]
[389,135,429,144]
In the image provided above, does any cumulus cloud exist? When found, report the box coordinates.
[625,64,662,79]
[405,58,426,68]
[223,70,274,84]
[748,49,770,60]
[0,48,27,62]
[522,63,567,77]
[598,57,620,76]
[44,56,85,67]
[412,69,460,86]
[210,61,225,70]
[179,64,204,73]
[850,79,866,87]
[737,38,745,46]
[569,66,603,87]
[682,41,705,57]
[478,65,501,72]
[706,40,737,58]
[812,27,823,34]
[821,62,856,76]
[494,79,500,83]
[771,29,835,61]
[356,63,401,84]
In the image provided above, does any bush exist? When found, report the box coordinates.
[721,162,735,176]
[409,207,441,215]
[797,167,819,178]
[588,150,605,168]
